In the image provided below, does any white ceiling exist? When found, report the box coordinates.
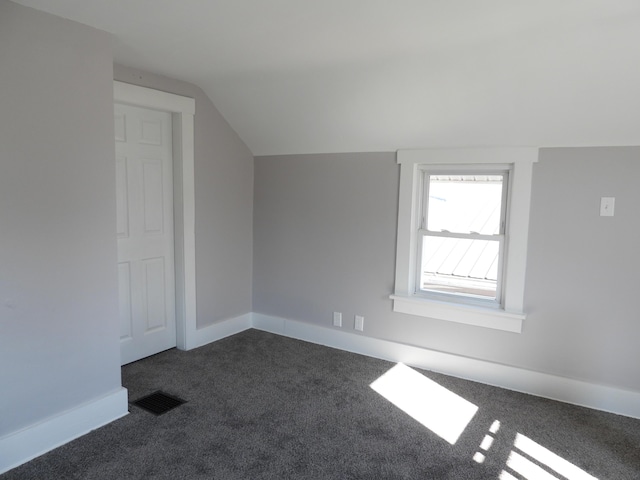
[12,0,640,155]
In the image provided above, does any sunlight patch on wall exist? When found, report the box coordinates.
[370,363,478,445]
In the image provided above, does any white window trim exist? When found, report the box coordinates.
[391,148,538,333]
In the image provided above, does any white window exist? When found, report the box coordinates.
[418,169,507,304]
[391,148,538,333]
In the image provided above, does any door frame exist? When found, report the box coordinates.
[114,80,197,351]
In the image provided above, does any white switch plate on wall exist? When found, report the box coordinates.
[600,197,615,217]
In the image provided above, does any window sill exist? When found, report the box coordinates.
[390,294,524,333]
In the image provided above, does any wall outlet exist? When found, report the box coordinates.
[333,312,342,327]
[355,315,364,331]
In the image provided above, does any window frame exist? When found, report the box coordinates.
[391,148,538,333]
[416,166,509,307]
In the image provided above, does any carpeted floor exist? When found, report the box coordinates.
[4,329,640,479]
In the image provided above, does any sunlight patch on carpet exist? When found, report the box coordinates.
[370,363,478,445]
[506,433,598,480]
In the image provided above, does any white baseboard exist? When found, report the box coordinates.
[0,387,128,475]
[190,313,252,349]
[251,313,640,420]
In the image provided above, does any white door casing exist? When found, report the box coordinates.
[114,81,197,357]
[116,104,176,364]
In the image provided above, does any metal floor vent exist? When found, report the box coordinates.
[132,391,186,415]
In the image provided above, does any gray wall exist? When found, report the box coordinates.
[253,153,398,326]
[253,149,640,392]
[114,66,254,327]
[0,1,121,435]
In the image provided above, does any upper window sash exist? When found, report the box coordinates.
[418,167,509,235]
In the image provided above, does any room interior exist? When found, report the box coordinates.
[2,0,640,475]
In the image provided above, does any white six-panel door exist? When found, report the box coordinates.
[115,103,176,365]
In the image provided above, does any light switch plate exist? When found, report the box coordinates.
[600,197,615,217]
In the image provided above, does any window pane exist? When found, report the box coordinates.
[427,175,504,235]
[420,236,499,298]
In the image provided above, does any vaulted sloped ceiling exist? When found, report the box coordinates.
[12,0,640,155]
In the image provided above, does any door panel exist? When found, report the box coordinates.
[115,155,129,238]
[142,257,167,333]
[141,158,165,234]
[118,262,133,341]
[115,103,176,365]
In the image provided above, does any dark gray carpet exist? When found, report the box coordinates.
[4,329,640,479]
